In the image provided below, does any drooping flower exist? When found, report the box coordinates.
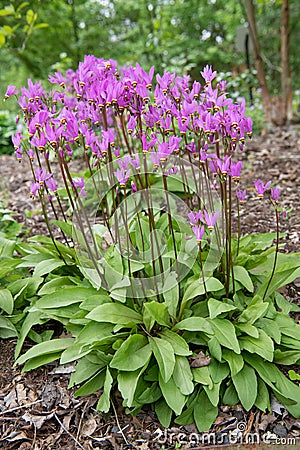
[254,179,271,198]
[236,189,247,203]
[271,187,280,201]
[114,168,131,187]
[192,224,205,243]
[73,177,86,196]
[30,182,40,198]
[230,161,243,182]
[4,85,19,100]
[202,210,219,231]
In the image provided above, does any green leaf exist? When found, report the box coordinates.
[223,383,239,406]
[192,366,213,388]
[0,288,14,314]
[209,318,240,354]
[274,349,300,365]
[232,364,257,410]
[254,378,270,412]
[75,370,106,396]
[14,311,43,358]
[239,329,274,362]
[288,370,300,381]
[208,298,236,319]
[33,259,65,277]
[238,295,269,325]
[159,374,186,416]
[86,303,142,325]
[203,381,221,407]
[233,265,254,292]
[182,277,224,303]
[0,9,15,16]
[33,287,97,309]
[23,352,62,372]
[222,349,244,376]
[149,337,175,383]
[38,277,75,295]
[0,315,17,338]
[96,367,113,413]
[69,353,109,387]
[208,336,222,361]
[173,317,213,334]
[194,390,218,432]
[118,368,145,407]
[26,9,37,25]
[0,237,15,257]
[158,329,192,356]
[16,338,74,365]
[143,301,170,331]
[110,335,152,371]
[155,398,173,428]
[173,356,194,395]
[235,323,259,338]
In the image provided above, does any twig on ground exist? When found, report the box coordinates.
[54,412,85,450]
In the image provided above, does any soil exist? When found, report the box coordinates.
[0,126,300,449]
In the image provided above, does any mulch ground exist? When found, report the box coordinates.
[0,126,300,449]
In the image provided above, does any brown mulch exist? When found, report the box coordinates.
[0,126,300,449]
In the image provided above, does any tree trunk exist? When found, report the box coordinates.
[281,0,293,123]
[245,0,272,126]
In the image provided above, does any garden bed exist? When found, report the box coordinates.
[0,125,299,449]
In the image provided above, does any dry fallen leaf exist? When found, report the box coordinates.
[189,351,211,368]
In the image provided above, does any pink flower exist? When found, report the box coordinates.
[271,187,280,201]
[4,85,19,99]
[202,210,219,231]
[114,168,130,187]
[230,161,242,182]
[254,179,271,198]
[192,224,205,243]
[236,189,247,203]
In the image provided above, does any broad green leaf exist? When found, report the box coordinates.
[173,356,194,395]
[209,318,240,354]
[118,368,144,407]
[173,317,213,334]
[208,336,222,361]
[232,364,257,410]
[0,9,14,16]
[15,311,43,358]
[194,390,218,432]
[203,381,221,407]
[208,358,230,383]
[33,287,97,309]
[16,338,74,365]
[239,329,274,362]
[0,237,15,257]
[222,349,244,376]
[288,370,300,381]
[274,350,300,365]
[137,383,161,404]
[143,301,170,331]
[257,318,281,344]
[238,295,269,325]
[38,277,75,295]
[254,378,270,412]
[208,298,236,319]
[149,337,175,383]
[75,370,106,396]
[0,259,20,278]
[69,353,109,387]
[110,335,151,371]
[0,288,13,314]
[182,277,224,303]
[223,383,239,406]
[233,266,254,292]
[0,315,17,338]
[158,329,192,356]
[86,303,142,325]
[23,352,62,372]
[256,267,300,298]
[235,323,259,338]
[155,398,173,428]
[33,259,65,277]
[159,374,186,415]
[192,366,213,388]
[96,367,113,413]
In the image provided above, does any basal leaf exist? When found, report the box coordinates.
[255,378,270,412]
[233,266,254,292]
[238,295,269,325]
[16,338,74,365]
[222,349,244,376]
[194,390,218,432]
[86,303,142,325]
[149,337,175,383]
[239,329,274,362]
[0,288,14,314]
[75,370,106,396]
[173,317,213,334]
[110,335,152,371]
[143,301,170,330]
[173,356,194,395]
[118,368,145,407]
[192,366,213,388]
[182,277,224,303]
[96,367,113,413]
[33,287,97,309]
[232,363,257,410]
[203,381,221,407]
[208,298,236,319]
[209,318,240,354]
[158,373,186,416]
[0,315,17,338]
[158,329,192,356]
[155,398,173,428]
